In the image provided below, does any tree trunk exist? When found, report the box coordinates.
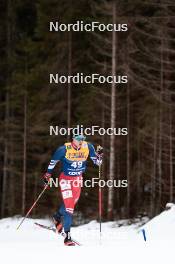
[150,123,157,217]
[126,69,130,217]
[169,106,173,202]
[157,37,163,212]
[107,1,117,220]
[1,0,12,217]
[1,94,9,217]
[22,87,27,215]
[67,31,72,140]
[136,135,141,212]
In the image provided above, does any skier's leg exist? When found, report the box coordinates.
[53,173,67,220]
[53,208,62,222]
[59,174,82,246]
[53,174,65,232]
[53,203,72,233]
[53,207,63,233]
[59,203,73,232]
[59,173,75,231]
[58,173,82,231]
[60,176,82,230]
[72,176,82,206]
[59,198,75,245]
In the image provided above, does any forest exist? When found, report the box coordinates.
[1,0,175,223]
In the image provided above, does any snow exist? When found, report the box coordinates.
[1,204,175,264]
[141,204,175,241]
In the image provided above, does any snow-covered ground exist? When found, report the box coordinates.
[1,204,175,264]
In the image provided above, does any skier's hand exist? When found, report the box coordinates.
[43,172,51,188]
[96,145,103,159]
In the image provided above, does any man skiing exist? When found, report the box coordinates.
[43,134,103,246]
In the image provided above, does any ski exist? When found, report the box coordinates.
[34,222,81,246]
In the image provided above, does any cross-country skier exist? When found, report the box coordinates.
[43,134,103,246]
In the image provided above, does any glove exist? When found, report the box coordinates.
[95,145,103,166]
[96,145,103,159]
[43,172,51,188]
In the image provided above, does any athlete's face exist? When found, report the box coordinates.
[73,139,83,148]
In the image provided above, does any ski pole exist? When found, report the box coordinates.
[16,184,48,230]
[99,161,102,238]
[96,145,103,242]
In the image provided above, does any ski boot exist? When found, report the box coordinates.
[64,231,76,246]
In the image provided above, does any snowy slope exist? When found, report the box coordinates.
[141,203,175,241]
[0,205,175,264]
